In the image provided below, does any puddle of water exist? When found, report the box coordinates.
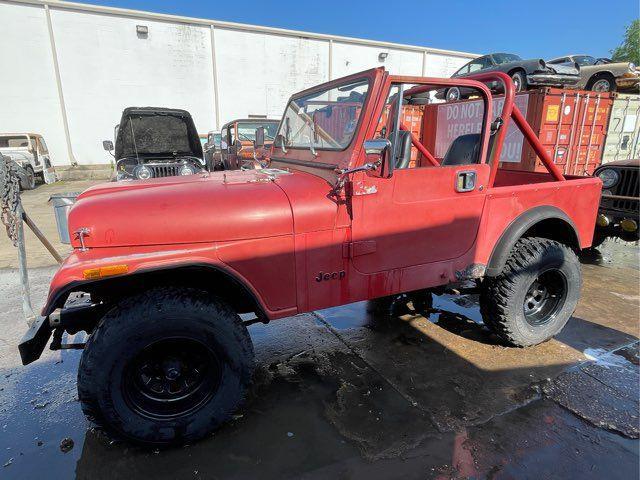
[584,345,639,370]
[580,240,640,270]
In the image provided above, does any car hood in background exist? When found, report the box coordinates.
[115,107,204,160]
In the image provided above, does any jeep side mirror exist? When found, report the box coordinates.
[364,138,393,178]
[103,140,114,151]
[254,126,265,149]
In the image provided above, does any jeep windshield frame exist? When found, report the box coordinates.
[271,72,376,173]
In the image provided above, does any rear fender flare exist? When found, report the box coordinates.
[485,205,580,277]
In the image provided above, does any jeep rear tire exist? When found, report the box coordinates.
[480,237,581,347]
[78,287,254,446]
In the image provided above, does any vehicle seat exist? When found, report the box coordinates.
[441,133,480,166]
[389,130,412,169]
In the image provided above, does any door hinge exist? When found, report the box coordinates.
[343,240,377,258]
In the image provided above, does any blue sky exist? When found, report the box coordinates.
[80,0,637,59]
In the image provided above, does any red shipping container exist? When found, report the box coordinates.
[420,88,613,176]
[516,88,614,176]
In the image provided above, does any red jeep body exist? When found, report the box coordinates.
[19,68,601,445]
[38,68,599,322]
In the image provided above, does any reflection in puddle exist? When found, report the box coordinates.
[580,240,639,270]
[318,291,493,342]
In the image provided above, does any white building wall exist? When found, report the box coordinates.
[331,42,424,78]
[50,9,216,166]
[0,0,476,167]
[0,2,68,166]
[214,29,329,122]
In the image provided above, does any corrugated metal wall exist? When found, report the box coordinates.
[0,0,476,167]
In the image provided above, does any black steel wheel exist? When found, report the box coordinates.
[78,288,254,446]
[123,337,222,420]
[522,269,567,326]
[480,237,581,347]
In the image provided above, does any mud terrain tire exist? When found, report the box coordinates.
[78,287,254,446]
[480,237,581,347]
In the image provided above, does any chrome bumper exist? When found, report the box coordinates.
[527,73,579,86]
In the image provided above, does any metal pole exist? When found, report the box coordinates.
[45,3,76,165]
[16,206,36,326]
[22,211,63,264]
[209,25,221,130]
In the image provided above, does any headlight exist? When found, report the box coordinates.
[630,63,636,71]
[134,165,153,180]
[179,164,196,176]
[597,169,619,188]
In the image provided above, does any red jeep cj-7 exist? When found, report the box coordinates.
[19,68,601,445]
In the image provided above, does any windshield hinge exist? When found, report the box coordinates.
[490,117,504,136]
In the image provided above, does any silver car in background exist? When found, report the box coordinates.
[547,55,639,92]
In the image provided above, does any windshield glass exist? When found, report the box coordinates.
[237,122,278,142]
[573,55,597,66]
[0,136,30,148]
[492,53,522,64]
[276,79,370,154]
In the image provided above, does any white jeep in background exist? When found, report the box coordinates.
[0,133,57,190]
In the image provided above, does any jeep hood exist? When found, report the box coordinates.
[68,170,295,248]
[115,107,203,160]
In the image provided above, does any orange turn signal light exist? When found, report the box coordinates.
[83,264,129,280]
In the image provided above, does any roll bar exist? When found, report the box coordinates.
[466,71,566,183]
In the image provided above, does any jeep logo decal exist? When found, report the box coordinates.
[315,271,346,282]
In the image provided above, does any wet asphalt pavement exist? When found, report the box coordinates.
[0,196,639,479]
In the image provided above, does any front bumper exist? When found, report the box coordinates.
[18,316,52,365]
[527,73,579,86]
[617,74,640,91]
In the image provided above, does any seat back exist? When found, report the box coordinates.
[441,133,480,166]
[389,130,412,169]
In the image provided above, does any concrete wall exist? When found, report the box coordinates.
[0,0,476,168]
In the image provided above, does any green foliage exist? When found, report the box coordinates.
[611,19,639,65]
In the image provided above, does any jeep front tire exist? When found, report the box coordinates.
[480,237,581,347]
[78,287,254,445]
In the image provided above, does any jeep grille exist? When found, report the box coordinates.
[607,168,639,213]
[150,164,181,178]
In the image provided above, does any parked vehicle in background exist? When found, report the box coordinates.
[105,107,206,181]
[547,55,640,93]
[603,93,640,163]
[19,68,602,447]
[219,118,279,170]
[0,133,57,189]
[203,131,222,171]
[592,159,639,246]
[444,53,580,100]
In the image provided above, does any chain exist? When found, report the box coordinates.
[0,155,21,246]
